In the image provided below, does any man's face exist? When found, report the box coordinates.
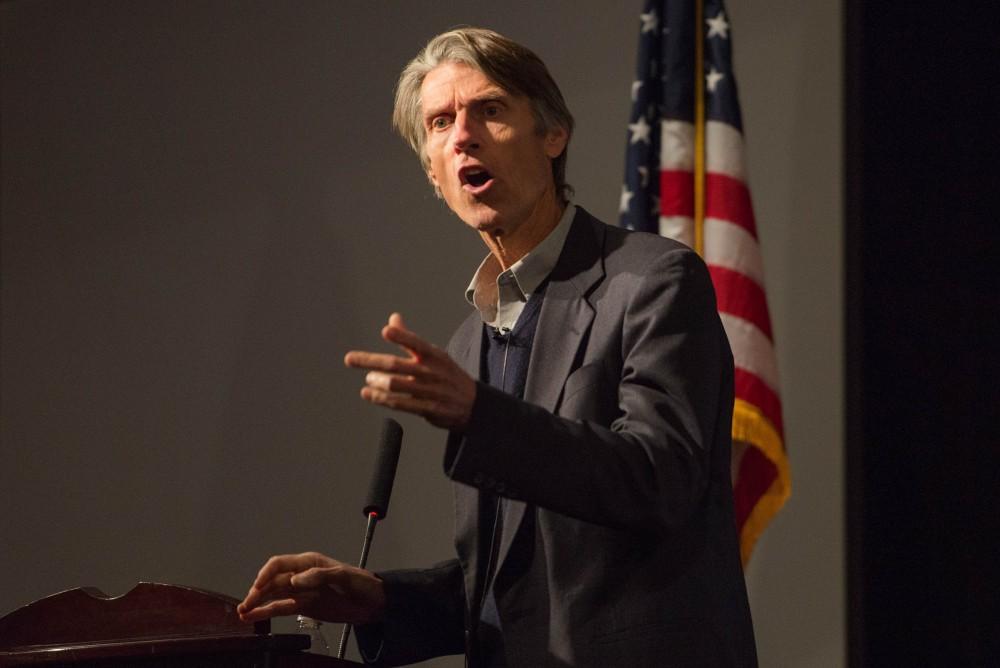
[420,62,567,236]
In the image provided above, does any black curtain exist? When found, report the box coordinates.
[845,2,1000,665]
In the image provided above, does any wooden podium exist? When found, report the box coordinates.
[0,583,360,667]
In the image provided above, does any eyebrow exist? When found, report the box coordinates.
[422,88,511,123]
[471,88,509,104]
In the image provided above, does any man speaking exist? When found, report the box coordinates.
[238,27,757,667]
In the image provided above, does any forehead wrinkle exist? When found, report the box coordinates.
[420,65,510,121]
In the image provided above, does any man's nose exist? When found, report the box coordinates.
[452,111,480,153]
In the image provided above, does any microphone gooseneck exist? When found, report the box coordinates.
[337,418,403,660]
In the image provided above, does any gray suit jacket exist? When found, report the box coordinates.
[360,208,757,667]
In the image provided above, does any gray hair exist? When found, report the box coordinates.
[393,27,575,199]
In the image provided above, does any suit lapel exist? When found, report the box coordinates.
[451,311,482,378]
[448,313,486,611]
[524,212,605,412]
[494,208,606,576]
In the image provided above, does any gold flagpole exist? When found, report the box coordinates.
[693,0,706,256]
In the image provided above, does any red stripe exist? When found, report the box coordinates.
[734,368,785,439]
[734,446,777,529]
[708,266,773,340]
[660,170,693,217]
[706,172,758,237]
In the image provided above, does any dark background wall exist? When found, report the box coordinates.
[1,2,843,665]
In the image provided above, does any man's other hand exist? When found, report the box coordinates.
[238,552,386,624]
[344,313,475,430]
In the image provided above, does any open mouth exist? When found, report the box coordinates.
[460,167,493,189]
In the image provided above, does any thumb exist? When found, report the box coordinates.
[388,312,407,330]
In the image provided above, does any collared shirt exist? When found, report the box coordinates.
[465,203,576,330]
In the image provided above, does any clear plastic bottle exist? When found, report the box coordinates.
[296,615,331,655]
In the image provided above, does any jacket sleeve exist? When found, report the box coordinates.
[355,559,467,666]
[443,245,733,534]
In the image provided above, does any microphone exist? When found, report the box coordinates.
[363,418,403,520]
[490,326,511,342]
[336,418,403,659]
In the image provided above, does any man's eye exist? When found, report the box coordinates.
[431,117,451,130]
[484,105,500,117]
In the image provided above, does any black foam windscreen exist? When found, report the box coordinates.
[362,418,403,519]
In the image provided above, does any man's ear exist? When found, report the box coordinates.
[544,126,569,159]
[426,165,443,199]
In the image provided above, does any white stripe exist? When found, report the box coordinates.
[659,120,694,170]
[658,120,745,179]
[659,215,694,248]
[706,120,746,180]
[703,218,765,286]
[719,313,780,392]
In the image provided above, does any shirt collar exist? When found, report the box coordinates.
[465,203,576,323]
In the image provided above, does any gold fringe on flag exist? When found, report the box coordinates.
[733,399,792,564]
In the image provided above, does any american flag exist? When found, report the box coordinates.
[620,0,790,564]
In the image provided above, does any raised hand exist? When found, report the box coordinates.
[344,313,476,430]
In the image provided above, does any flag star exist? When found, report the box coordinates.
[706,12,730,39]
[706,67,725,92]
[628,116,652,144]
[638,166,649,187]
[619,185,634,214]
[631,80,643,102]
[640,9,659,34]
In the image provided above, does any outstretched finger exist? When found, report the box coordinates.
[239,571,294,614]
[238,596,300,623]
[365,371,454,402]
[361,387,442,417]
[344,350,423,374]
[382,323,437,360]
